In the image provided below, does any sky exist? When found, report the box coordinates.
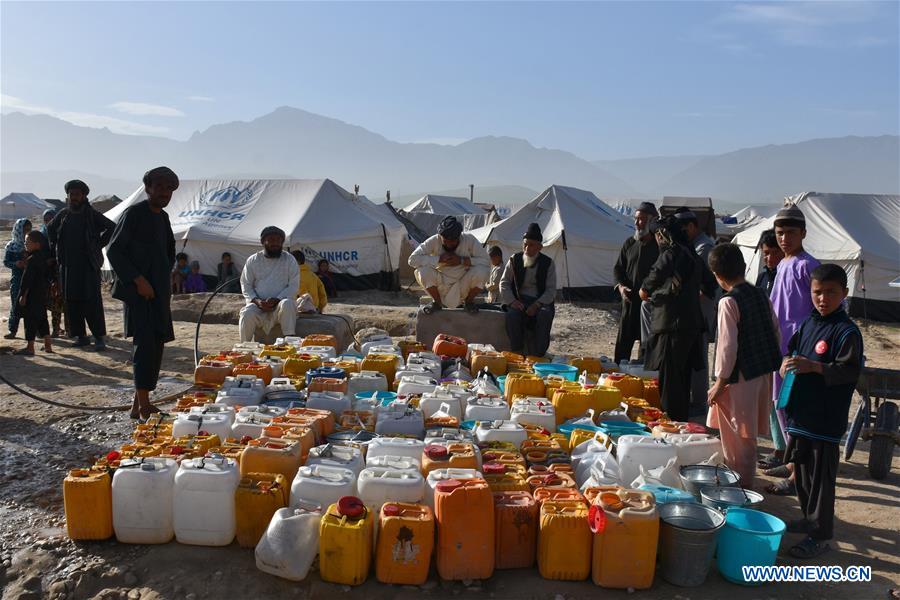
[1,1,898,160]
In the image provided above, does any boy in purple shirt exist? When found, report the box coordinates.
[764,205,820,493]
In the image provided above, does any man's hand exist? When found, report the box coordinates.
[134,275,155,300]
[639,288,650,302]
[526,303,540,317]
[784,355,822,375]
[707,379,727,407]
[510,300,525,311]
[439,252,461,267]
[618,285,632,302]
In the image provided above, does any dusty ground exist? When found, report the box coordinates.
[0,265,898,600]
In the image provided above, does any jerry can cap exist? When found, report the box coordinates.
[424,444,449,459]
[588,503,607,534]
[337,496,366,518]
[382,503,401,517]
[482,462,506,475]
[435,479,463,493]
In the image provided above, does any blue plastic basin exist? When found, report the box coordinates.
[717,508,786,585]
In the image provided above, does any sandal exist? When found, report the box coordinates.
[765,478,796,496]
[12,348,34,356]
[758,453,784,469]
[422,301,443,315]
[763,464,792,478]
[789,536,830,559]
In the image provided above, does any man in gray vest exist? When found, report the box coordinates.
[499,223,556,357]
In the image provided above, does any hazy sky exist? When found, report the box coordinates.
[2,1,897,160]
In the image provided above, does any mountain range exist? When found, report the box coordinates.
[2,107,897,208]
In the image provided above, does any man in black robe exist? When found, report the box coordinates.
[107,167,178,421]
[46,180,116,350]
[612,201,659,363]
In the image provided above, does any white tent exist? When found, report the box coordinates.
[732,192,900,321]
[470,185,633,300]
[1,193,51,221]
[725,204,780,235]
[104,179,406,289]
[401,194,495,234]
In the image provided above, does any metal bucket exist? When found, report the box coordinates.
[679,464,741,499]
[658,502,726,587]
[700,486,764,512]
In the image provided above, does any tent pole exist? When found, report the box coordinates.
[561,230,572,302]
[381,223,396,292]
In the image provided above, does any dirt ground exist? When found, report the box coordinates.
[0,266,898,600]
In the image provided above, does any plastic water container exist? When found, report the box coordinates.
[465,397,511,421]
[112,458,178,544]
[290,465,356,509]
[621,362,659,380]
[617,436,679,488]
[357,467,426,511]
[366,455,421,473]
[366,343,401,357]
[533,363,579,381]
[258,356,285,378]
[173,456,240,546]
[235,473,289,548]
[396,375,438,397]
[222,374,267,396]
[375,502,435,585]
[665,434,723,466]
[420,392,465,420]
[510,400,556,432]
[360,336,393,356]
[188,403,236,427]
[638,484,697,505]
[306,444,365,476]
[425,428,475,445]
[172,412,231,442]
[305,366,347,386]
[353,391,396,411]
[319,497,374,586]
[367,438,425,466]
[591,487,659,589]
[232,409,281,440]
[493,491,538,569]
[64,469,113,540]
[256,503,323,581]
[538,500,592,580]
[306,391,351,417]
[717,508,786,585]
[403,356,442,379]
[302,345,337,359]
[474,421,527,446]
[423,468,482,509]
[240,437,304,483]
[375,406,425,438]
[347,371,389,396]
[434,479,495,580]
[233,341,264,355]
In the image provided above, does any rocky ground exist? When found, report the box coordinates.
[0,267,898,599]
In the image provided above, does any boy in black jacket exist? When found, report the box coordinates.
[781,264,862,558]
[14,231,53,355]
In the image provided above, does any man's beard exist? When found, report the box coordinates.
[523,252,537,268]
[69,201,85,213]
[633,224,650,241]
[264,247,283,258]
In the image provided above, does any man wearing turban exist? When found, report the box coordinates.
[408,216,490,313]
[237,225,300,341]
[498,223,557,357]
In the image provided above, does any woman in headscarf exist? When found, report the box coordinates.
[4,218,31,339]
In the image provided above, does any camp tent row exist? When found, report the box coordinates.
[400,194,498,234]
[732,192,900,322]
[471,185,633,300]
[0,192,52,221]
[103,179,407,291]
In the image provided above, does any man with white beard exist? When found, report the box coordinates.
[613,202,659,363]
[499,223,557,357]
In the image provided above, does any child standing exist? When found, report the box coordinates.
[706,244,782,487]
[184,261,207,293]
[3,218,31,339]
[781,264,862,558]
[485,246,503,303]
[171,252,189,294]
[14,230,53,355]
[764,206,820,493]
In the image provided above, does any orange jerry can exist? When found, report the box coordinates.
[285,407,336,438]
[207,445,244,465]
[604,373,644,399]
[302,334,337,351]
[532,487,586,506]
[570,356,602,375]
[538,500,592,580]
[319,497,374,586]
[483,462,529,492]
[235,473,289,547]
[398,340,426,360]
[233,361,274,385]
[375,502,435,585]
[421,443,480,476]
[643,379,660,408]
[307,377,348,395]
[240,437,304,483]
[471,351,508,376]
[493,491,538,569]
[281,426,316,460]
[64,469,113,540]
[504,373,545,403]
[432,334,467,358]
[360,354,398,385]
[591,487,659,589]
[194,358,233,385]
[434,479,495,580]
[527,472,577,493]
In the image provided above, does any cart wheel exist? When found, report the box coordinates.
[844,400,868,462]
[868,401,898,480]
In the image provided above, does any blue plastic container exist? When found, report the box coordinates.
[305,366,347,386]
[598,421,647,432]
[533,363,579,381]
[353,391,397,406]
[460,420,477,431]
[639,484,697,505]
[717,508,786,585]
[497,375,507,394]
[558,422,602,438]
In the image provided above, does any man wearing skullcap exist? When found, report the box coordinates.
[408,216,490,313]
[612,201,659,363]
[47,179,116,350]
[238,225,300,341]
[107,166,180,420]
[499,223,557,357]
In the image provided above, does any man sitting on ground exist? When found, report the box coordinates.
[499,223,557,357]
[239,226,300,342]
[408,216,490,314]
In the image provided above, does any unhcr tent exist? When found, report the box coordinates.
[733,192,900,322]
[726,204,780,235]
[1,193,51,221]
[470,185,633,300]
[104,179,406,291]
[401,194,496,234]
[91,194,123,214]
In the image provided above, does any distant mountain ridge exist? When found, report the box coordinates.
[1,107,897,204]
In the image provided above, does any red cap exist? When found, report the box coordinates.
[482,462,506,475]
[435,479,463,493]
[382,503,401,517]
[337,496,366,519]
[106,451,121,462]
[588,504,607,534]
[424,444,449,460]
